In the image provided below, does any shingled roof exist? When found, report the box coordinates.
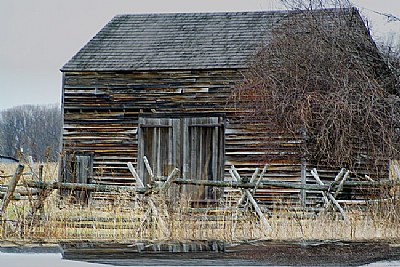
[61,9,360,72]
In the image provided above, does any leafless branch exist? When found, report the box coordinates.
[232,2,400,176]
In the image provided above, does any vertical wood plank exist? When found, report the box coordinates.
[300,162,307,207]
[182,117,189,196]
[137,117,145,183]
[212,125,218,199]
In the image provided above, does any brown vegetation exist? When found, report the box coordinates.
[232,2,400,174]
[1,162,400,243]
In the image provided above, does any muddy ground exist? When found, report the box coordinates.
[2,240,400,266]
[225,241,400,266]
[59,241,400,266]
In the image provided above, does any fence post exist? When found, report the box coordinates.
[1,164,24,236]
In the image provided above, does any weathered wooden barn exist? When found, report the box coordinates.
[60,9,392,207]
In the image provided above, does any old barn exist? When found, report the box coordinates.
[60,9,393,207]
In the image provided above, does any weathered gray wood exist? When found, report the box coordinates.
[127,162,145,188]
[341,180,393,187]
[173,178,330,191]
[231,164,246,207]
[161,168,180,190]
[61,67,350,205]
[76,155,91,184]
[394,164,400,182]
[212,123,219,189]
[182,118,189,195]
[28,156,36,180]
[327,168,346,191]
[26,180,144,193]
[0,192,21,200]
[137,119,145,185]
[311,169,332,203]
[229,164,242,208]
[29,163,48,221]
[300,161,307,207]
[26,159,48,219]
[230,165,242,182]
[229,165,271,231]
[76,155,92,201]
[0,186,38,196]
[250,168,260,184]
[364,175,376,182]
[25,177,388,194]
[324,170,350,211]
[143,156,154,182]
[236,165,267,207]
[236,167,260,207]
[1,164,24,218]
[60,63,390,205]
[332,170,350,199]
[0,172,32,179]
[311,168,347,221]
[253,164,268,196]
[193,124,202,199]
[39,165,43,182]
[244,190,272,231]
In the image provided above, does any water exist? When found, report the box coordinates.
[1,252,400,266]
[0,253,261,266]
[0,253,107,267]
[80,257,263,266]
[362,261,400,267]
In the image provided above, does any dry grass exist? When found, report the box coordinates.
[1,162,400,243]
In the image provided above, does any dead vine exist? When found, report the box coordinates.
[232,5,400,176]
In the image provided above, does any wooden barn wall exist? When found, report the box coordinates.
[60,69,388,206]
[61,69,305,203]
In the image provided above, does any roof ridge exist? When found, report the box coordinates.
[112,7,354,17]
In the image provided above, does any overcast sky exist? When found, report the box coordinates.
[1,0,399,111]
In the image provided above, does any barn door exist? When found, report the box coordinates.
[138,115,224,205]
[138,117,180,186]
[183,117,224,206]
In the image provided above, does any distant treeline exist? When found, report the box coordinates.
[0,104,62,162]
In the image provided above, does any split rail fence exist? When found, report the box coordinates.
[1,157,399,233]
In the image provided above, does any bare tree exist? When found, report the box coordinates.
[280,0,351,10]
[379,36,400,87]
[233,1,400,175]
[0,104,62,162]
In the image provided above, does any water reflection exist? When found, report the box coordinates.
[0,253,107,267]
[363,260,400,266]
[1,252,400,266]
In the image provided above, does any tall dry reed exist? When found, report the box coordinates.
[1,162,400,243]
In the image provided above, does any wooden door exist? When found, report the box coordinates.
[138,117,180,185]
[183,117,224,205]
[138,115,224,205]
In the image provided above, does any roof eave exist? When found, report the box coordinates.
[60,65,250,72]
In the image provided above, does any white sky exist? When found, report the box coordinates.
[0,0,399,110]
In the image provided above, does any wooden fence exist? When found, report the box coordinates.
[1,158,399,234]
